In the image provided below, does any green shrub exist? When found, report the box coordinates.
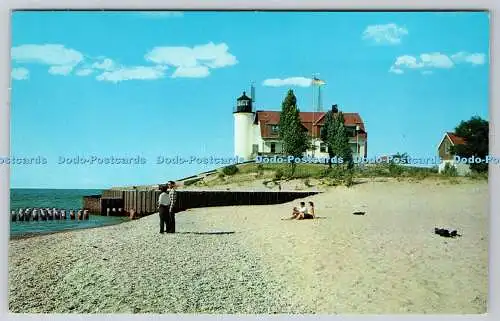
[291,170,312,179]
[344,174,354,187]
[274,168,284,181]
[327,166,344,179]
[466,170,488,180]
[222,165,239,176]
[324,178,341,186]
[184,177,203,186]
[316,168,330,179]
[415,171,429,180]
[256,164,264,177]
[388,163,404,176]
[442,163,458,177]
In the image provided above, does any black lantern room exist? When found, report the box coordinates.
[234,91,253,113]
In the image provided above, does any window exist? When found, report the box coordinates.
[320,143,327,153]
[270,143,276,153]
[271,125,279,134]
[346,127,356,137]
[238,100,249,107]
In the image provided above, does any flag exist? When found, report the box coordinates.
[311,77,326,86]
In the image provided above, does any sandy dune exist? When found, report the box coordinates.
[9,179,488,314]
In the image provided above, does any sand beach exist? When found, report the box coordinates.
[8,178,488,314]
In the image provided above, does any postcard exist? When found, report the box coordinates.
[8,10,489,314]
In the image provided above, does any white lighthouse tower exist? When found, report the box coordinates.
[233,91,254,161]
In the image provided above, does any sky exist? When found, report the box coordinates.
[9,10,490,189]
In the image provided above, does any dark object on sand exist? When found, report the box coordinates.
[352,211,365,215]
[434,227,461,238]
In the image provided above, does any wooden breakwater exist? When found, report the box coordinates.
[84,190,320,216]
[82,195,101,213]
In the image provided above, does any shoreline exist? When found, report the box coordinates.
[9,180,488,313]
[9,216,131,240]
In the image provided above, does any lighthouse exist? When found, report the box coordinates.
[233,91,254,161]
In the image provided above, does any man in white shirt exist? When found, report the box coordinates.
[157,184,170,233]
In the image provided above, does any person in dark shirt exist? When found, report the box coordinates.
[166,181,178,233]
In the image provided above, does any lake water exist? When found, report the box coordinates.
[9,189,129,238]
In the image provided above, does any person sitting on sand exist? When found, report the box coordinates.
[291,206,301,219]
[305,201,315,219]
[283,202,307,220]
[295,202,311,220]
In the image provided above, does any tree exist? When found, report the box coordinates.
[391,152,409,163]
[278,89,308,175]
[449,116,489,172]
[331,112,353,169]
[321,110,340,168]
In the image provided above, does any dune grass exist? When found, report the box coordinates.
[201,162,487,189]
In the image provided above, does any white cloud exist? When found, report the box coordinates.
[171,66,210,78]
[262,77,313,87]
[420,53,454,68]
[11,44,83,74]
[389,66,404,74]
[362,23,408,45]
[451,51,487,65]
[96,65,168,83]
[75,68,94,76]
[48,65,75,75]
[394,55,423,69]
[11,67,29,80]
[11,41,236,81]
[146,46,196,67]
[191,43,237,68]
[390,51,486,75]
[393,53,454,69]
[145,42,237,78]
[91,58,115,71]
